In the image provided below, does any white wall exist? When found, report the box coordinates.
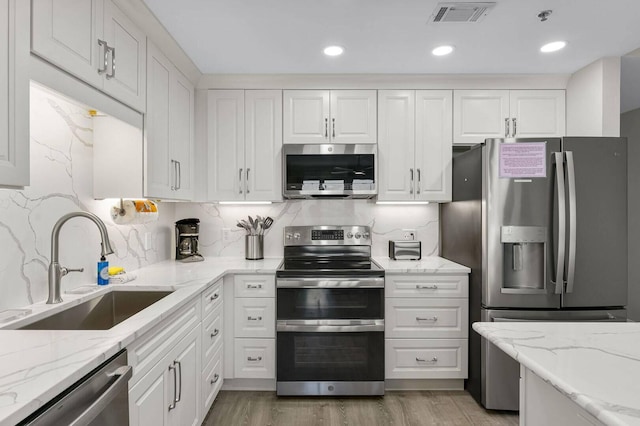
[566,57,621,136]
[0,85,174,311]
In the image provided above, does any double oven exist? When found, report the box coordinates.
[276,226,385,396]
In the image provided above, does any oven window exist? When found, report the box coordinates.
[277,331,384,382]
[277,288,384,320]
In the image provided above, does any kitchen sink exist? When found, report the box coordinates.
[19,290,174,330]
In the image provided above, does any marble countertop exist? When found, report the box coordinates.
[373,256,470,273]
[473,322,640,426]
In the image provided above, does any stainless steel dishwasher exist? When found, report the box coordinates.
[18,349,132,425]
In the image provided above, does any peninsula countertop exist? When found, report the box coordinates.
[473,321,640,426]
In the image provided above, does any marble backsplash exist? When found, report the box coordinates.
[0,85,175,311]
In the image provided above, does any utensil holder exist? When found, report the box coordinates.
[245,235,264,260]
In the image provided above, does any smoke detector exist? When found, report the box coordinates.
[429,2,496,23]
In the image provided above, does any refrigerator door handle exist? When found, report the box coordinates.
[551,152,566,294]
[565,151,577,293]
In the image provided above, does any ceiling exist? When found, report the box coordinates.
[142,0,640,75]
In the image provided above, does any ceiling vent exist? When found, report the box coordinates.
[430,2,495,23]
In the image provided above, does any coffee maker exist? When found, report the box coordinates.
[175,218,204,262]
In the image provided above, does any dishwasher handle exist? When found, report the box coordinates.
[69,365,132,426]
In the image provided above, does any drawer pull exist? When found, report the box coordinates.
[416,316,439,322]
[209,293,219,301]
[416,357,438,363]
[247,316,263,321]
[211,373,220,385]
[416,284,439,290]
[211,329,219,338]
[247,356,263,362]
[247,284,263,289]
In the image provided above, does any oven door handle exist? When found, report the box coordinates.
[276,319,384,333]
[276,277,384,288]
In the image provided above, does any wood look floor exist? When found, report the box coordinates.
[203,391,519,426]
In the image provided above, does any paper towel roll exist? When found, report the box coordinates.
[111,200,159,225]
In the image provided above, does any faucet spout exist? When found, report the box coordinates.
[47,211,114,304]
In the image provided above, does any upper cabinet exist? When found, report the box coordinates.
[0,0,29,187]
[453,89,565,144]
[32,0,146,112]
[283,90,376,144]
[378,90,452,202]
[207,90,282,202]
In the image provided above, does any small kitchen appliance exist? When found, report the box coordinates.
[175,218,204,262]
[388,240,421,260]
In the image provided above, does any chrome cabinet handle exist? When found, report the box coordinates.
[97,39,108,74]
[332,118,335,138]
[175,161,181,190]
[174,361,182,403]
[211,329,219,338]
[168,364,177,410]
[505,118,510,137]
[409,168,414,194]
[239,168,243,194]
[416,284,438,290]
[211,373,220,385]
[247,316,263,321]
[324,118,328,138]
[247,356,262,362]
[106,45,116,79]
[512,118,517,136]
[170,159,176,190]
[247,284,263,289]
[416,357,438,363]
[209,293,219,301]
[246,168,250,194]
[416,168,421,194]
[416,316,439,322]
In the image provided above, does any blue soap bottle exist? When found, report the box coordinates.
[97,255,109,285]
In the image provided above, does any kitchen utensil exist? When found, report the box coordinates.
[263,217,274,229]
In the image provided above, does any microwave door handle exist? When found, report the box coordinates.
[565,151,576,293]
[551,152,566,294]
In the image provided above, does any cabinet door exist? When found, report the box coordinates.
[102,0,146,112]
[207,90,245,201]
[234,338,276,379]
[31,0,104,88]
[234,298,275,338]
[415,90,452,201]
[0,0,29,187]
[245,90,282,201]
[509,90,566,138]
[129,359,169,426]
[453,90,509,145]
[377,90,416,201]
[144,42,173,199]
[330,90,377,144]
[168,327,201,426]
[283,90,330,143]
[169,69,194,200]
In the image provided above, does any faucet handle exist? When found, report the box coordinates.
[61,267,84,276]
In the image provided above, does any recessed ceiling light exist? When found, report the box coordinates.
[323,46,344,57]
[432,45,454,56]
[540,41,567,53]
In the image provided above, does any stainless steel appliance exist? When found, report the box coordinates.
[276,225,385,396]
[282,144,377,199]
[388,240,422,260]
[175,218,204,262]
[441,137,628,411]
[18,349,131,425]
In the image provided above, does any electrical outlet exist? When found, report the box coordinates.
[222,228,232,243]
[402,229,416,240]
[144,232,153,250]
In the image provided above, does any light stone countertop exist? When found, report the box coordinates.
[373,256,470,273]
[473,322,640,426]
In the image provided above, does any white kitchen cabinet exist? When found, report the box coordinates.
[32,0,146,112]
[233,338,276,379]
[453,89,565,144]
[145,42,194,200]
[234,298,276,338]
[385,339,468,380]
[207,90,282,202]
[0,0,29,187]
[202,346,223,417]
[283,90,376,144]
[378,90,452,201]
[385,298,468,339]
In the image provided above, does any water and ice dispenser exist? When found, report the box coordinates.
[501,226,546,292]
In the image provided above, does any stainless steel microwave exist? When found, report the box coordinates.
[282,144,377,199]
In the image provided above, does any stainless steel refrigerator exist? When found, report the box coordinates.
[440,137,628,411]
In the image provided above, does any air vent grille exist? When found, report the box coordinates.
[430,2,495,23]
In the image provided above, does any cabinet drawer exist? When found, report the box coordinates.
[385,339,468,379]
[202,302,223,364]
[386,298,468,338]
[234,297,275,338]
[234,338,276,379]
[234,274,275,298]
[202,279,223,318]
[202,345,223,415]
[386,274,468,298]
[128,297,201,384]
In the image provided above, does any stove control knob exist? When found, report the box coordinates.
[293,233,301,240]
[285,233,293,240]
[363,232,370,239]
[355,233,362,239]
[347,232,353,238]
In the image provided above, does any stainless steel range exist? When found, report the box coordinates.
[276,225,385,396]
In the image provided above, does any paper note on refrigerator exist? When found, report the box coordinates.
[499,142,547,178]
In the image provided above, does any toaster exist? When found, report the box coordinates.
[389,240,421,260]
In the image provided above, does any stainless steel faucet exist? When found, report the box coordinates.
[47,211,115,304]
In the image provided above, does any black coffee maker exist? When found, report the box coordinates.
[175,218,204,262]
